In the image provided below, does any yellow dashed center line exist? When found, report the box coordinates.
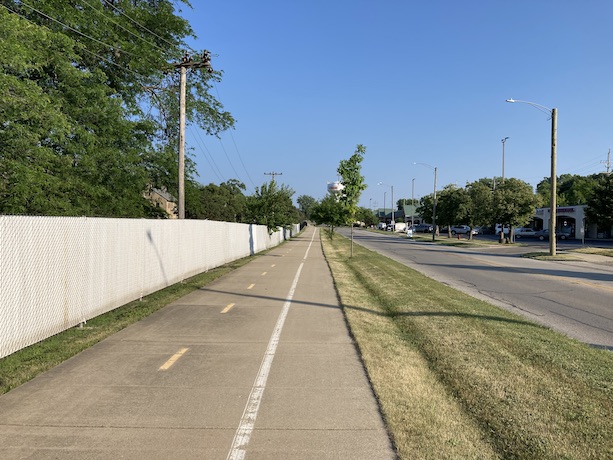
[159,347,189,371]
[247,283,255,289]
[221,303,235,314]
[271,264,276,268]
[261,271,267,276]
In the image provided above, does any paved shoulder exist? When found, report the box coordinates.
[0,225,395,459]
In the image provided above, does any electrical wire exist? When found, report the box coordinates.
[17,0,141,59]
[79,0,170,55]
[188,126,225,183]
[217,137,243,183]
[1,3,151,83]
[101,0,198,55]
[214,83,257,189]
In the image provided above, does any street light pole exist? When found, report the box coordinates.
[383,191,386,225]
[506,99,557,256]
[414,163,438,241]
[501,137,509,182]
[411,178,415,229]
[378,182,394,229]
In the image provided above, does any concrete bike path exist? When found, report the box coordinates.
[0,225,395,459]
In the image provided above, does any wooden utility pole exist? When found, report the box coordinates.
[174,51,212,219]
[602,149,611,174]
[264,172,283,183]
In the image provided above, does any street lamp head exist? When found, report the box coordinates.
[506,99,515,103]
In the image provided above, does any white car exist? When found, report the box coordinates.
[450,225,477,235]
[514,227,537,238]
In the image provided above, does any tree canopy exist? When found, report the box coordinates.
[245,181,298,233]
[0,2,234,217]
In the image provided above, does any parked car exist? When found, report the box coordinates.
[535,228,572,241]
[514,227,538,239]
[475,225,495,235]
[450,225,477,236]
[494,224,510,235]
[413,223,433,233]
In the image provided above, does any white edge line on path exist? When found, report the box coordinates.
[226,228,317,460]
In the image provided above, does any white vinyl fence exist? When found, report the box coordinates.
[0,216,300,358]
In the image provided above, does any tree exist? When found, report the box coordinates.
[297,195,317,220]
[355,206,377,227]
[436,185,471,238]
[536,174,599,207]
[466,179,495,236]
[245,181,298,233]
[0,3,234,217]
[337,145,367,255]
[186,179,246,221]
[585,174,613,238]
[337,144,367,225]
[416,194,435,225]
[492,178,536,242]
[310,194,346,233]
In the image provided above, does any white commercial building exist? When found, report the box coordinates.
[534,204,609,240]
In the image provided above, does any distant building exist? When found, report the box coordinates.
[144,188,177,219]
[376,204,422,225]
[534,204,612,239]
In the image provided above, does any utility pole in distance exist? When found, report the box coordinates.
[264,172,283,184]
[174,51,212,219]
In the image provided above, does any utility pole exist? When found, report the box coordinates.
[264,172,283,183]
[174,51,212,219]
[602,149,611,174]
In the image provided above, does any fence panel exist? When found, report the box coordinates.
[0,216,299,358]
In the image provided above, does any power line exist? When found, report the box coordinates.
[217,137,243,184]
[79,0,169,55]
[1,3,149,82]
[101,0,198,55]
[188,126,225,182]
[17,0,140,59]
[213,83,256,189]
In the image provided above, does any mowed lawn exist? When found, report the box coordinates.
[322,230,613,460]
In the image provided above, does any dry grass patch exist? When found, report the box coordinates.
[573,247,613,257]
[322,231,613,460]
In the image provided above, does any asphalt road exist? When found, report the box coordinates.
[338,228,613,350]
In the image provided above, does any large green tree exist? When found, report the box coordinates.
[0,2,234,216]
[296,195,317,220]
[465,179,495,236]
[536,174,599,207]
[492,178,536,242]
[337,144,367,225]
[245,181,298,233]
[310,194,346,233]
[436,185,471,238]
[585,173,613,238]
[186,179,246,221]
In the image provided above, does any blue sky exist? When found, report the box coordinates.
[179,1,613,209]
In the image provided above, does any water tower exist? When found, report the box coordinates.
[327,181,344,195]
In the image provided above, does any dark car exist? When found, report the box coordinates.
[413,223,433,233]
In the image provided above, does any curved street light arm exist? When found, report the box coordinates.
[506,98,552,117]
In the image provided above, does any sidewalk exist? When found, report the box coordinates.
[0,225,395,459]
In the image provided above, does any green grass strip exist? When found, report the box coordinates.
[322,230,613,460]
